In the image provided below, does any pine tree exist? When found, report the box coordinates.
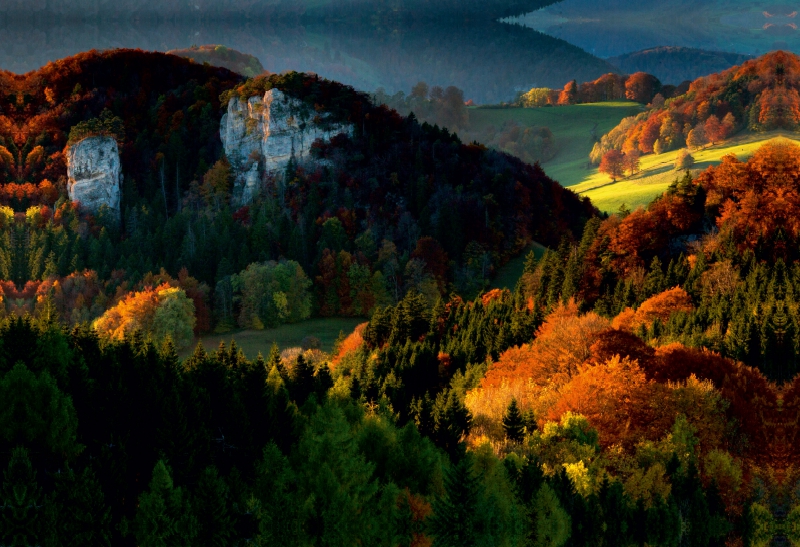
[432,389,472,456]
[133,460,197,547]
[428,452,482,547]
[267,342,287,381]
[560,250,582,303]
[523,250,538,275]
[531,483,571,547]
[314,364,334,400]
[290,354,315,405]
[47,466,112,547]
[502,398,525,443]
[192,467,235,547]
[0,447,49,545]
[523,409,538,435]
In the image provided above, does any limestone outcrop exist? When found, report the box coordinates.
[66,136,121,217]
[221,88,352,205]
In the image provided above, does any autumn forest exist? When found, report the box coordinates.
[0,20,798,547]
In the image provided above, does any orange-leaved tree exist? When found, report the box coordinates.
[599,149,626,181]
[93,284,196,347]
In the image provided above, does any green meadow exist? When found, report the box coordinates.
[468,101,645,186]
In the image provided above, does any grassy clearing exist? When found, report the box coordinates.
[183,317,365,360]
[492,242,547,290]
[468,101,645,186]
[574,132,800,213]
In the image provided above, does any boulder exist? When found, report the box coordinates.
[66,136,121,217]
[221,88,352,205]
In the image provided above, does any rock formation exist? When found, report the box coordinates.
[221,88,352,205]
[66,136,121,217]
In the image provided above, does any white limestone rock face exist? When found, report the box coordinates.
[221,88,353,205]
[66,136,121,217]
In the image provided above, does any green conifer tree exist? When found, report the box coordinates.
[502,398,525,443]
[0,447,49,545]
[532,483,571,547]
[47,466,112,547]
[267,342,287,381]
[290,354,315,405]
[133,460,197,547]
[192,466,235,547]
[428,452,482,547]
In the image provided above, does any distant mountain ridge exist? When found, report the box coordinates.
[168,45,265,78]
[607,46,754,85]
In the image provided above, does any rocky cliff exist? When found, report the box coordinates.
[221,88,352,205]
[66,136,121,217]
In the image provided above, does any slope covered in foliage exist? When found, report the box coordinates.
[0,48,595,339]
[0,48,789,547]
[526,140,800,382]
[592,50,800,162]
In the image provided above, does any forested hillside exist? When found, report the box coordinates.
[591,50,799,165]
[0,49,594,340]
[0,46,791,547]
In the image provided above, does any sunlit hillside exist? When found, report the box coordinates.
[577,133,800,211]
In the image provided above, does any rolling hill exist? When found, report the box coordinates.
[607,46,754,85]
[573,50,800,210]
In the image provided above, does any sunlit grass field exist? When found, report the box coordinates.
[468,101,645,186]
[575,132,800,212]
[183,317,365,359]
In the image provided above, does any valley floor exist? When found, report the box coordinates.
[468,101,644,185]
[182,317,365,359]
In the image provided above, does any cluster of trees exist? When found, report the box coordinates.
[0,307,743,547]
[598,149,641,181]
[167,44,266,78]
[0,50,597,346]
[591,51,800,165]
[328,285,782,545]
[373,81,470,133]
[0,46,791,547]
[517,71,681,108]
[522,141,800,382]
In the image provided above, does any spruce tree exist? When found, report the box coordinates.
[428,452,482,547]
[531,483,571,547]
[432,389,472,456]
[502,398,525,443]
[291,354,315,405]
[133,460,197,546]
[0,447,48,545]
[192,466,235,547]
[267,342,287,381]
[523,409,538,435]
[47,466,112,547]
[314,363,334,400]
[523,250,538,275]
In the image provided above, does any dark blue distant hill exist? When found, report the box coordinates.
[607,46,754,85]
